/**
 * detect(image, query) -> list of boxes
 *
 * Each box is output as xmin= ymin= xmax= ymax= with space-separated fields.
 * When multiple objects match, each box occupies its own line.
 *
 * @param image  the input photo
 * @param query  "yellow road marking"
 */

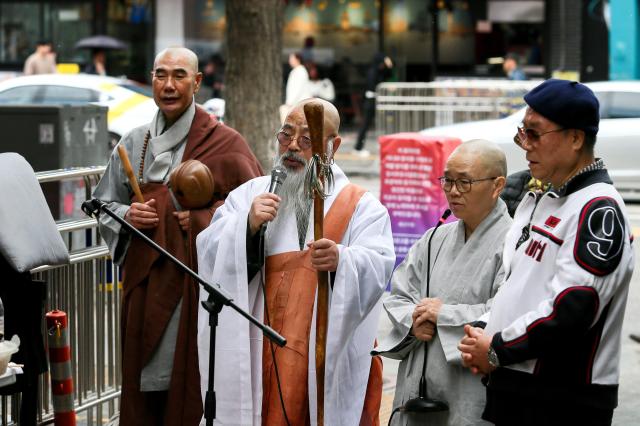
xmin=99 ymin=82 xmax=118 ymax=91
xmin=107 ymin=93 xmax=150 ymax=123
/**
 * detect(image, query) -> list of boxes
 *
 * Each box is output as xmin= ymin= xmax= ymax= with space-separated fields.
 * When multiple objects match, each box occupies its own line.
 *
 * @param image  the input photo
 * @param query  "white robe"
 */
xmin=377 ymin=200 xmax=512 ymax=426
xmin=196 ymin=165 xmax=396 ymax=425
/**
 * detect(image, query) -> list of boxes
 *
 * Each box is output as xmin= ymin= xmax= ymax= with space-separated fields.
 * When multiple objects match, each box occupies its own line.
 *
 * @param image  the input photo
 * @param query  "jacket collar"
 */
xmin=550 ymin=159 xmax=612 ymax=197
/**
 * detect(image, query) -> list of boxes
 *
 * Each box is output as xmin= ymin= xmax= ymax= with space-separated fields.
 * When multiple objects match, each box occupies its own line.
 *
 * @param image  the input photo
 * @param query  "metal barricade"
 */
xmin=375 ymin=79 xmax=542 ymax=136
xmin=0 ymin=166 xmax=123 ymax=426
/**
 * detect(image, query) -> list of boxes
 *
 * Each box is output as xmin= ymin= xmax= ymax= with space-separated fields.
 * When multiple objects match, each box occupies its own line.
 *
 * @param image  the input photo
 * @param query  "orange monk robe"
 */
xmin=196 ymin=165 xmax=396 ymax=425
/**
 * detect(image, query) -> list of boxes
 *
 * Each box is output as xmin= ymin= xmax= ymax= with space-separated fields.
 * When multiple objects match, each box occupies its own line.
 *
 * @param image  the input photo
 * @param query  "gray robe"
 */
xmin=93 ymin=101 xmax=194 ymax=264
xmin=377 ymin=200 xmax=511 ymax=426
xmin=93 ymin=101 xmax=195 ymax=391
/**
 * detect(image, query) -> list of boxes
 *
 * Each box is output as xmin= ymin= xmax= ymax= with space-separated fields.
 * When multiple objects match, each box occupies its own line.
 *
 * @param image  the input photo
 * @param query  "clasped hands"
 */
xmin=125 ymin=198 xmax=191 ymax=231
xmin=457 ymin=324 xmax=495 ymax=375
xmin=249 ymin=193 xmax=339 ymax=272
xmin=411 ymin=298 xmax=442 ymax=341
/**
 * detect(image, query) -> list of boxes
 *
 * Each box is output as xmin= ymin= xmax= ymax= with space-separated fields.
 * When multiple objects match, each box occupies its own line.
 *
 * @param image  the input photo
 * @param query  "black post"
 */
xmin=378 ymin=0 xmax=386 ymax=53
xmin=93 ymin=0 xmax=108 ymax=35
xmin=430 ymin=0 xmax=439 ymax=81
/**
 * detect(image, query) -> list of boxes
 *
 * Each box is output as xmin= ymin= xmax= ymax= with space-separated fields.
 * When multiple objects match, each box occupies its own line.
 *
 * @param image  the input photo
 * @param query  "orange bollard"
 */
xmin=46 ymin=310 xmax=76 ymax=426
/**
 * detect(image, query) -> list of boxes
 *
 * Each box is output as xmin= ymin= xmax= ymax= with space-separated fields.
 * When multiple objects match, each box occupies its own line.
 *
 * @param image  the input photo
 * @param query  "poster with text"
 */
xmin=380 ymin=133 xmax=461 ymax=268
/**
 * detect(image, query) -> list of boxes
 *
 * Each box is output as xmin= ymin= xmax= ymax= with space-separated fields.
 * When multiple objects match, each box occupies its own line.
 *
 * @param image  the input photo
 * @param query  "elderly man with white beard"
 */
xmin=196 ymin=98 xmax=395 ymax=426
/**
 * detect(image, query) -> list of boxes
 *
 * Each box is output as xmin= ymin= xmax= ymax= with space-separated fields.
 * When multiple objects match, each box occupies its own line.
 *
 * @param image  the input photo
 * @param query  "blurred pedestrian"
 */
xmin=307 ymin=63 xmax=335 ymax=102
xmin=354 ymin=52 xmax=393 ymax=157
xmin=201 ymin=54 xmax=225 ymax=99
xmin=23 ymin=40 xmax=56 ymax=75
xmin=93 ymin=47 xmax=262 ymax=426
xmin=301 ymin=35 xmax=315 ymax=64
xmin=378 ymin=140 xmax=511 ymax=426
xmin=84 ymin=49 xmax=107 ymax=76
xmin=459 ymin=79 xmax=635 ymax=426
xmin=280 ymin=52 xmax=311 ymax=123
xmin=503 ymin=53 xmax=526 ymax=81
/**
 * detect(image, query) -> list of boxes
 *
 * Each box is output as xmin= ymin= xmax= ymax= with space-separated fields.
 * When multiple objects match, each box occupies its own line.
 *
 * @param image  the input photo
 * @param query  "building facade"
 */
xmin=0 ymin=0 xmax=628 ymax=84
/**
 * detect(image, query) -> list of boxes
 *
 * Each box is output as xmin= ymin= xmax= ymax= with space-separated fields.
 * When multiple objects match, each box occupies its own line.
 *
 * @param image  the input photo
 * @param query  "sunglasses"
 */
xmin=515 ymin=123 xmax=565 ymax=146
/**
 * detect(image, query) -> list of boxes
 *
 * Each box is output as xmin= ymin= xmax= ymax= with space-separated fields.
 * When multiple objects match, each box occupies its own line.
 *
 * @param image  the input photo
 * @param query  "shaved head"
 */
xmin=290 ymin=98 xmax=341 ymax=136
xmin=151 ymin=47 xmax=202 ymax=126
xmin=452 ymin=139 xmax=508 ymax=178
xmin=444 ymin=139 xmax=507 ymax=236
xmin=154 ymin=47 xmax=199 ymax=74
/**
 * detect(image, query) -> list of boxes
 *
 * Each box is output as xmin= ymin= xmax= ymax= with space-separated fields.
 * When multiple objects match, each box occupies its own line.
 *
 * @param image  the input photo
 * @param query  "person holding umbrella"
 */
xmin=74 ymin=35 xmax=127 ymax=76
xmin=85 ymin=49 xmax=107 ymax=76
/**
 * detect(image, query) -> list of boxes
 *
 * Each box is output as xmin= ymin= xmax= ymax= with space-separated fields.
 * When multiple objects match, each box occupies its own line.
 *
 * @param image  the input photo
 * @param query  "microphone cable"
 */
xmin=258 ymin=220 xmax=291 ymax=426
xmin=387 ymin=406 xmax=402 ymax=426
xmin=418 ymin=209 xmax=451 ymax=400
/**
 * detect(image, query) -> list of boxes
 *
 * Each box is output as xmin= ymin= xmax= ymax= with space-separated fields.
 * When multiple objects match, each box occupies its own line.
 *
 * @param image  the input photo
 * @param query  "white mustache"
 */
xmin=281 ymin=151 xmax=306 ymax=165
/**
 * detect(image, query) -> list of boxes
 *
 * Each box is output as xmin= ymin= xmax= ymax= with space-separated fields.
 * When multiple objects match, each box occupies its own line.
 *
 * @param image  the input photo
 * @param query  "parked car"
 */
xmin=421 ymin=81 xmax=640 ymax=201
xmin=0 ymin=73 xmax=157 ymax=149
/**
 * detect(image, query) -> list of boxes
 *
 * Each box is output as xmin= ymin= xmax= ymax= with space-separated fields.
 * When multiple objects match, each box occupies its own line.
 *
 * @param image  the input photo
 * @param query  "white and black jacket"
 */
xmin=481 ymin=168 xmax=635 ymax=409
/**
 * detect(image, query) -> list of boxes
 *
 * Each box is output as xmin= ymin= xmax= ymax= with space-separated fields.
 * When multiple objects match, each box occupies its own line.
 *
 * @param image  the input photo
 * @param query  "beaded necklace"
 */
xmin=138 ymin=130 xmax=151 ymax=183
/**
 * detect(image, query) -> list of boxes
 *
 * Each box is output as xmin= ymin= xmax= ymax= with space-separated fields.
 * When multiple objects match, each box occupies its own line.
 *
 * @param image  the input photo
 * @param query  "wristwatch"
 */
xmin=487 ymin=346 xmax=500 ymax=368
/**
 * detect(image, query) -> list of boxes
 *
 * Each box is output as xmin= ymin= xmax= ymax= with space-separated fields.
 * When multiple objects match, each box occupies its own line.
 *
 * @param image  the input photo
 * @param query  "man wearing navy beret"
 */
xmin=458 ymin=79 xmax=635 ymax=425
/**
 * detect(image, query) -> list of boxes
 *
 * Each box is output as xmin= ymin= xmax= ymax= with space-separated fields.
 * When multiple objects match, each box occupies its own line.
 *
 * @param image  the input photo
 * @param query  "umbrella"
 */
xmin=74 ymin=35 xmax=128 ymax=50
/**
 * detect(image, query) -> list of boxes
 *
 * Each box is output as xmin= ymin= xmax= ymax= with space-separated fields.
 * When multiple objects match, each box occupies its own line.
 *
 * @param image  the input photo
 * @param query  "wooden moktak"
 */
xmin=170 ymin=159 xmax=215 ymax=209
xmin=303 ymin=101 xmax=330 ymax=425
xmin=117 ymin=140 xmax=215 ymax=211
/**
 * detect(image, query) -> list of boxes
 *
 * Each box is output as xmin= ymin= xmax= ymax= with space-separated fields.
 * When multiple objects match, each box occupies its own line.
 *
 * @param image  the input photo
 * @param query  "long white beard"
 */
xmin=267 ymin=139 xmax=334 ymax=248
xmin=269 ymin=151 xmax=311 ymax=245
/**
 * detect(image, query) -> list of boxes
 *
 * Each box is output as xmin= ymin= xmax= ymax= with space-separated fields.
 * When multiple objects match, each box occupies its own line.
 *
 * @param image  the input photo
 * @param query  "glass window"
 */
xmin=47 ymin=3 xmax=93 ymax=64
xmin=107 ymin=0 xmax=153 ymax=82
xmin=42 ymin=85 xmax=100 ymax=103
xmin=0 ymin=85 xmax=44 ymax=103
xmin=0 ymin=2 xmax=93 ymax=66
xmin=0 ymin=3 xmax=43 ymax=64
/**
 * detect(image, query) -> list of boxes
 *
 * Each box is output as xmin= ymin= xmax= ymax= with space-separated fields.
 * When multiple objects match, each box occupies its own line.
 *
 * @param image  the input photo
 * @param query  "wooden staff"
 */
xmin=117 ymin=144 xmax=144 ymax=203
xmin=304 ymin=101 xmax=329 ymax=425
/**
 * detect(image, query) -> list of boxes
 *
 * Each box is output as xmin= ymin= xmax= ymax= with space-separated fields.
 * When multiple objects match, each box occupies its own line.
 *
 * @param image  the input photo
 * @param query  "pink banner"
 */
xmin=379 ymin=133 xmax=461 ymax=267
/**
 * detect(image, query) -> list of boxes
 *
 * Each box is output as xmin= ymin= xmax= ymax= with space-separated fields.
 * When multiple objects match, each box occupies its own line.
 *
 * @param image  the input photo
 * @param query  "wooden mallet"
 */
xmin=117 ymin=145 xmax=145 ymax=203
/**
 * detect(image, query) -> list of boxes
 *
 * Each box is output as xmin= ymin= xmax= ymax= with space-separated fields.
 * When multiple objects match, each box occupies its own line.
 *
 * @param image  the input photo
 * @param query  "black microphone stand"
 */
xmin=81 ymin=199 xmax=286 ymax=426
xmin=401 ymin=210 xmax=451 ymax=414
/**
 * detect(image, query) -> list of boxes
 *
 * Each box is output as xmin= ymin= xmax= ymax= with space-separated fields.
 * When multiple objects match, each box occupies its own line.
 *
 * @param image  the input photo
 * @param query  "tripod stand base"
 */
xmin=401 ymin=396 xmax=449 ymax=413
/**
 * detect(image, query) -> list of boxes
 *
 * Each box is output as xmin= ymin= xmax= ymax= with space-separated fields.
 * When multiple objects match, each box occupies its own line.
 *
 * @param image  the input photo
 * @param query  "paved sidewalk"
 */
xmin=334 ymin=129 xmax=381 ymax=177
xmin=376 ymin=295 xmax=400 ymax=425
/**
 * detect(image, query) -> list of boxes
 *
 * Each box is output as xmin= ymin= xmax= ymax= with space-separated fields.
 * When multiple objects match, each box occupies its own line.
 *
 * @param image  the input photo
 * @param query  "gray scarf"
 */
xmin=144 ymin=100 xmax=196 ymax=182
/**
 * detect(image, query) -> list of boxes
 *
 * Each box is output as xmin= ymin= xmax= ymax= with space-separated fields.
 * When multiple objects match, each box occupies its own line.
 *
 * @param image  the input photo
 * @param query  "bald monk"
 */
xmin=196 ymin=98 xmax=396 ymax=425
xmin=93 ymin=47 xmax=262 ymax=425
xmin=377 ymin=140 xmax=512 ymax=425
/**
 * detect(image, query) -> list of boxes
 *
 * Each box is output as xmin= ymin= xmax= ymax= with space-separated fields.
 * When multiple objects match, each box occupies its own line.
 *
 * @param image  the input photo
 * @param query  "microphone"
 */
xmin=260 ymin=166 xmax=288 ymax=237
xmin=81 ymin=198 xmax=106 ymax=218
xmin=401 ymin=208 xmax=451 ymax=414
xmin=267 ymin=165 xmax=288 ymax=195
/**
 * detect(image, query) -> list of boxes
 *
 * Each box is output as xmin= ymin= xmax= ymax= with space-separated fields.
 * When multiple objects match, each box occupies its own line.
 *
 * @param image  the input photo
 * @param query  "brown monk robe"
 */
xmin=119 ymin=107 xmax=263 ymax=425
xmin=261 ymin=184 xmax=383 ymax=426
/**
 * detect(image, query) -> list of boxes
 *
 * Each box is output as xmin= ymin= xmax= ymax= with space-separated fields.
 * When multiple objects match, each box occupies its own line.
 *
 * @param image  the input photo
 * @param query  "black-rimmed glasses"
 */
xmin=438 ymin=176 xmax=497 ymax=193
